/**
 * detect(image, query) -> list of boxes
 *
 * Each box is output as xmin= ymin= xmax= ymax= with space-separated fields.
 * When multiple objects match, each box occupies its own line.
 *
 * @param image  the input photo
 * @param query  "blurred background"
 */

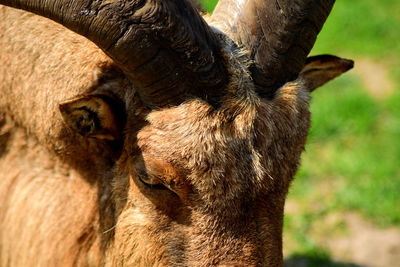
xmin=201 ymin=1 xmax=400 ymax=266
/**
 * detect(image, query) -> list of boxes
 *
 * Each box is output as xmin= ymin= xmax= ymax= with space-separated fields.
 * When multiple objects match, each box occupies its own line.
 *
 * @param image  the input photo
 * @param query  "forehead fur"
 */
xmin=135 ymin=44 xmax=311 ymax=213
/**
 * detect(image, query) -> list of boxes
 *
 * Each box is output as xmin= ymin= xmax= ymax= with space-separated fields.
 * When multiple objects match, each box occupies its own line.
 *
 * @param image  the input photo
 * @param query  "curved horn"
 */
xmin=212 ymin=0 xmax=335 ymax=98
xmin=1 ymin=0 xmax=228 ymax=108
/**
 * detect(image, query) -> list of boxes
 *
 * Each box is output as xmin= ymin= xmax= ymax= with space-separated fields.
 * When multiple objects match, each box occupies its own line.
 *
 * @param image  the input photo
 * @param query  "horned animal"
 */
xmin=0 ymin=0 xmax=353 ymax=266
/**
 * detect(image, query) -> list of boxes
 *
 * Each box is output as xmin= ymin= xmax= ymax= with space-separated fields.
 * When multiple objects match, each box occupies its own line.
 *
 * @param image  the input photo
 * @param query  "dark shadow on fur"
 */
xmin=0 ymin=114 xmax=11 ymax=158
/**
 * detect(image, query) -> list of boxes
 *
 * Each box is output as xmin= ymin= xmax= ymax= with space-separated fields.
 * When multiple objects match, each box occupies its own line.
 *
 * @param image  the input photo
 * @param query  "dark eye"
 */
xmin=136 ymin=169 xmax=168 ymax=190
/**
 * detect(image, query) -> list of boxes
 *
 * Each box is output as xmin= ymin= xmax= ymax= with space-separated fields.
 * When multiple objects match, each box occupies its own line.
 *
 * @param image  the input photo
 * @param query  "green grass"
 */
xmin=296 ymin=0 xmax=400 ymax=227
xmin=312 ymin=0 xmax=400 ymax=59
xmin=200 ymin=0 xmax=218 ymax=12
xmin=295 ymin=75 xmax=400 ymax=226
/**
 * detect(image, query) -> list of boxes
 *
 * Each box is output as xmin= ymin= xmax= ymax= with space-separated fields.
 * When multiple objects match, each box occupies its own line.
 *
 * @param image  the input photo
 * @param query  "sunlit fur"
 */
xmin=0 ymin=4 xmax=336 ymax=267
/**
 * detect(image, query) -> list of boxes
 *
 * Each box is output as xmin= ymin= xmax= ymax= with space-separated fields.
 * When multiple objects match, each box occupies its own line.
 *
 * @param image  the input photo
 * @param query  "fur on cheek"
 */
xmin=108 ymin=176 xmax=164 ymax=266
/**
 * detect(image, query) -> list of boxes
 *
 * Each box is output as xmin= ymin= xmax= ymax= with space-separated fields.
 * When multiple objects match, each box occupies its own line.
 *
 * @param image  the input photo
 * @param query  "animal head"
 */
xmin=1 ymin=0 xmax=353 ymax=265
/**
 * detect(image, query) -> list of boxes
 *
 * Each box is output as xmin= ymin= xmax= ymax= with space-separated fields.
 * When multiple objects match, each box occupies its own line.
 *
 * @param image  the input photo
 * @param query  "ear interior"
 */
xmin=300 ymin=55 xmax=354 ymax=92
xmin=59 ymin=94 xmax=123 ymax=140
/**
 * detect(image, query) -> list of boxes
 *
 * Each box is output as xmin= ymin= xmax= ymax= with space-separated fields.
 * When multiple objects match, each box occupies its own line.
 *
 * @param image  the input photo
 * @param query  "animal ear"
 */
xmin=59 ymin=94 xmax=123 ymax=140
xmin=299 ymin=55 xmax=354 ymax=92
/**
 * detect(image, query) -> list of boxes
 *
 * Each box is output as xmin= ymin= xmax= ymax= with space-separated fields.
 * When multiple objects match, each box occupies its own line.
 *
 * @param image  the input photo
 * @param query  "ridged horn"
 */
xmin=212 ymin=0 xmax=335 ymax=98
xmin=0 ymin=0 xmax=229 ymax=108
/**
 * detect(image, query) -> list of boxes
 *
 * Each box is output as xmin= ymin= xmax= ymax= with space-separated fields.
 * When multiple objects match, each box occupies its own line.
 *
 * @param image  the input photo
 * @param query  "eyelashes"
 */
xmin=135 ymin=169 xmax=168 ymax=190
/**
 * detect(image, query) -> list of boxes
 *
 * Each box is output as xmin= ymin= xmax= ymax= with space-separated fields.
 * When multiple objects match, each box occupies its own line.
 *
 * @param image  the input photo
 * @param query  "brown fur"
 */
xmin=0 ymin=4 xmax=351 ymax=267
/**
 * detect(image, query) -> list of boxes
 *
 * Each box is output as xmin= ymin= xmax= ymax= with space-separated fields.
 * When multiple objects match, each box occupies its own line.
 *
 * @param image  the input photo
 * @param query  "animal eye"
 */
xmin=136 ymin=169 xmax=168 ymax=190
